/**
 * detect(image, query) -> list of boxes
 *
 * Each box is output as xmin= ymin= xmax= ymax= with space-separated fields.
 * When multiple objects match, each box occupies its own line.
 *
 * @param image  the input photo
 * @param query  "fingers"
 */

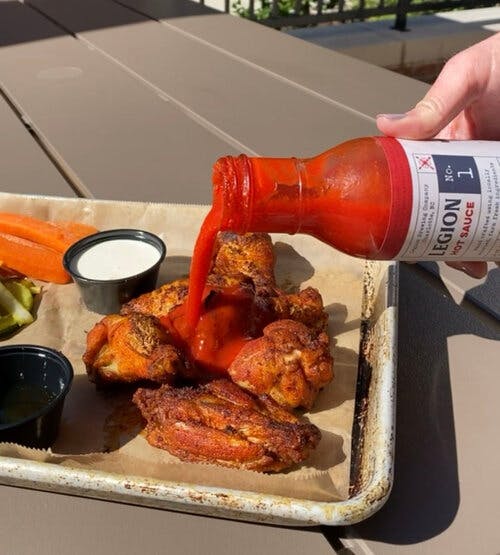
xmin=445 ymin=261 xmax=488 ymax=279
xmin=405 ymin=261 xmax=493 ymax=279
xmin=376 ymin=35 xmax=494 ymax=139
xmin=377 ymin=95 xmax=452 ymax=140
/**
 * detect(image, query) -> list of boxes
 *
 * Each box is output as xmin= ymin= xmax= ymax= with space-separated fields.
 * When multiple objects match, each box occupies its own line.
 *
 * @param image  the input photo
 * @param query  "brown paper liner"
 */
xmin=0 ymin=193 xmax=364 ymax=502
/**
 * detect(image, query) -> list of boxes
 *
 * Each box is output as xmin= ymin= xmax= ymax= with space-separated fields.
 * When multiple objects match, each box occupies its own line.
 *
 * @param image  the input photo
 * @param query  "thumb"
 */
xmin=376 ymin=38 xmax=492 ymax=139
xmin=376 ymin=96 xmax=449 ymax=140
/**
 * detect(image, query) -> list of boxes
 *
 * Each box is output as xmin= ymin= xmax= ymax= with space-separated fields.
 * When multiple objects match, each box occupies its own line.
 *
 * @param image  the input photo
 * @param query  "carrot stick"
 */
xmin=54 ymin=220 xmax=99 ymax=240
xmin=0 ymin=232 xmax=70 ymax=284
xmin=0 ymin=213 xmax=96 ymax=253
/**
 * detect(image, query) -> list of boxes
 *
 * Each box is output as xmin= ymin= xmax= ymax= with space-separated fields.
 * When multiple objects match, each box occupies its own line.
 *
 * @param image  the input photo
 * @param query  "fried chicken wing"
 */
xmin=133 ymin=379 xmax=321 ymax=472
xmin=270 ymin=286 xmax=328 ymax=333
xmin=121 ymin=278 xmax=188 ymax=319
xmin=228 ymin=319 xmax=333 ymax=410
xmin=120 ymin=232 xmax=275 ymax=320
xmin=83 ymin=313 xmax=187 ymax=386
xmin=208 ymin=232 xmax=276 ymax=292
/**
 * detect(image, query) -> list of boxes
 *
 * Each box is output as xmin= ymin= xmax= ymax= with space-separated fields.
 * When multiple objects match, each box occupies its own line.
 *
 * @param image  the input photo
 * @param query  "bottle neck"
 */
xmin=212 ymin=154 xmax=305 ymax=234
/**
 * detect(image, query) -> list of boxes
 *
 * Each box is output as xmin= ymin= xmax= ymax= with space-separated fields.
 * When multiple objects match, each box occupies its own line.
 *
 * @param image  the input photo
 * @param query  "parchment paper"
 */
xmin=0 ymin=192 xmax=365 ymax=502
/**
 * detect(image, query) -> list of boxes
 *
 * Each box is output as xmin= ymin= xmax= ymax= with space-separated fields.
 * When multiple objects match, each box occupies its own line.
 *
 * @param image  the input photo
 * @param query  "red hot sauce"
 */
xmin=184 ymin=136 xmax=500 ymax=333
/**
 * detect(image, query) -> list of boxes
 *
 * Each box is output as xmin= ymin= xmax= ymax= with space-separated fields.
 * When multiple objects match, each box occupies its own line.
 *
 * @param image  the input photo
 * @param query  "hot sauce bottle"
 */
xmin=185 ymin=136 xmax=500 ymax=328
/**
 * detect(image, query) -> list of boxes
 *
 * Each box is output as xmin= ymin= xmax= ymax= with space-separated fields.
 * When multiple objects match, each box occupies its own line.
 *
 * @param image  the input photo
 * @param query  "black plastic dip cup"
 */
xmin=63 ymin=229 xmax=166 ymax=314
xmin=0 ymin=345 xmax=74 ymax=448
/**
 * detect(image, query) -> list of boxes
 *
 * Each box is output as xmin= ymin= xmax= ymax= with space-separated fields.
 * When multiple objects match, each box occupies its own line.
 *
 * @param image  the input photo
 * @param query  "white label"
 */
xmin=396 ymin=139 xmax=500 ymax=261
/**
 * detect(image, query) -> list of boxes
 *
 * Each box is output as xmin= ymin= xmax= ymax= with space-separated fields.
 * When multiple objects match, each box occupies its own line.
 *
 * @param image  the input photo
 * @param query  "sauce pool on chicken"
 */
xmin=161 ymin=284 xmax=273 ymax=375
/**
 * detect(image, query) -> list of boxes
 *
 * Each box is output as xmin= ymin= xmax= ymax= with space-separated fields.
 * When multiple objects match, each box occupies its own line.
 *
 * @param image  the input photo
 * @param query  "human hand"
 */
xmin=376 ymin=32 xmax=500 ymax=278
xmin=376 ymin=32 xmax=500 ymax=141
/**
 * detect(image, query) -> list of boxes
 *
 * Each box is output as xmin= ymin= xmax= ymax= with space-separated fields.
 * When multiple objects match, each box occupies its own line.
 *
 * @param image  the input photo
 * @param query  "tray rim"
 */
xmin=0 ymin=193 xmax=397 ymax=526
xmin=0 ymin=277 xmax=397 ymax=527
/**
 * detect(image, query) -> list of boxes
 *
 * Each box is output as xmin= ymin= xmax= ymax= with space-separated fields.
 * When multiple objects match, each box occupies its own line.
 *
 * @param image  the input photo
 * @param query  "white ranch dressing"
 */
xmin=74 ymin=239 xmax=161 ymax=280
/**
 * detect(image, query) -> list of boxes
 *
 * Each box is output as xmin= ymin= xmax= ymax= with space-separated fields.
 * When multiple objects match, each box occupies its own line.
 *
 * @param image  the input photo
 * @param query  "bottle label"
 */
xmin=395 ymin=139 xmax=500 ymax=261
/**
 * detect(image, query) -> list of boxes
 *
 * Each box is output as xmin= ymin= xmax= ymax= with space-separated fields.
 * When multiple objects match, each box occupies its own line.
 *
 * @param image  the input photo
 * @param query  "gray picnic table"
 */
xmin=0 ymin=1 xmax=499 ymax=553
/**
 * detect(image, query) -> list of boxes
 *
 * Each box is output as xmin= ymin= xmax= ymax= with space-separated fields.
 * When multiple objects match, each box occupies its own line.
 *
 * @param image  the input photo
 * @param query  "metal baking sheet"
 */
xmin=0 ymin=194 xmax=396 ymax=526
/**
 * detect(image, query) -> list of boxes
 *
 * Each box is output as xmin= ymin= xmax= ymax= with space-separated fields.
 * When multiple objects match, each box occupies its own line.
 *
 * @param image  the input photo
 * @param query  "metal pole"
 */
xmin=393 ymin=0 xmax=410 ymax=31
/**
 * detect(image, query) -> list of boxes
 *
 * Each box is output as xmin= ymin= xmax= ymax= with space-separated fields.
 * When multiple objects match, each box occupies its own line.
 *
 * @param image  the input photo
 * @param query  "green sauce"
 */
xmin=0 ymin=383 xmax=55 ymax=425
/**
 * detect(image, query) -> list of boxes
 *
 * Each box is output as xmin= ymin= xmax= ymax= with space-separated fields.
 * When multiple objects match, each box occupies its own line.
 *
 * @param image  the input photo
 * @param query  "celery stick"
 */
xmin=0 ymin=313 xmax=19 ymax=336
xmin=20 ymin=279 xmax=41 ymax=295
xmin=5 ymin=280 xmax=34 ymax=312
xmin=0 ymin=281 xmax=33 ymax=325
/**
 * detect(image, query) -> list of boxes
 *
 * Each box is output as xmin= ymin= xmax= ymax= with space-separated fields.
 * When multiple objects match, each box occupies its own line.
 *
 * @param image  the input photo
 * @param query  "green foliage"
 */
xmin=231 ymin=0 xmax=483 ymax=21
xmin=232 ymin=0 xmax=308 ymax=19
xmin=231 ymin=0 xmax=395 ymax=19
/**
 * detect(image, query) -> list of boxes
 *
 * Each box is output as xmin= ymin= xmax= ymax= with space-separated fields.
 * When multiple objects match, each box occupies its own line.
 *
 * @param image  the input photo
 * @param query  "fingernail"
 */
xmin=377 ymin=113 xmax=407 ymax=120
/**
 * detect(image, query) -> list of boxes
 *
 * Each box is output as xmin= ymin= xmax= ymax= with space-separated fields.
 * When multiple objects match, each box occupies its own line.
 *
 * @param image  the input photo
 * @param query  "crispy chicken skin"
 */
xmin=83 ymin=313 xmax=187 ymax=386
xmin=270 ymin=287 xmax=328 ymax=334
xmin=121 ymin=278 xmax=188 ymax=319
xmin=228 ymin=319 xmax=333 ymax=410
xmin=208 ymin=232 xmax=276 ymax=292
xmin=133 ymin=379 xmax=321 ymax=472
